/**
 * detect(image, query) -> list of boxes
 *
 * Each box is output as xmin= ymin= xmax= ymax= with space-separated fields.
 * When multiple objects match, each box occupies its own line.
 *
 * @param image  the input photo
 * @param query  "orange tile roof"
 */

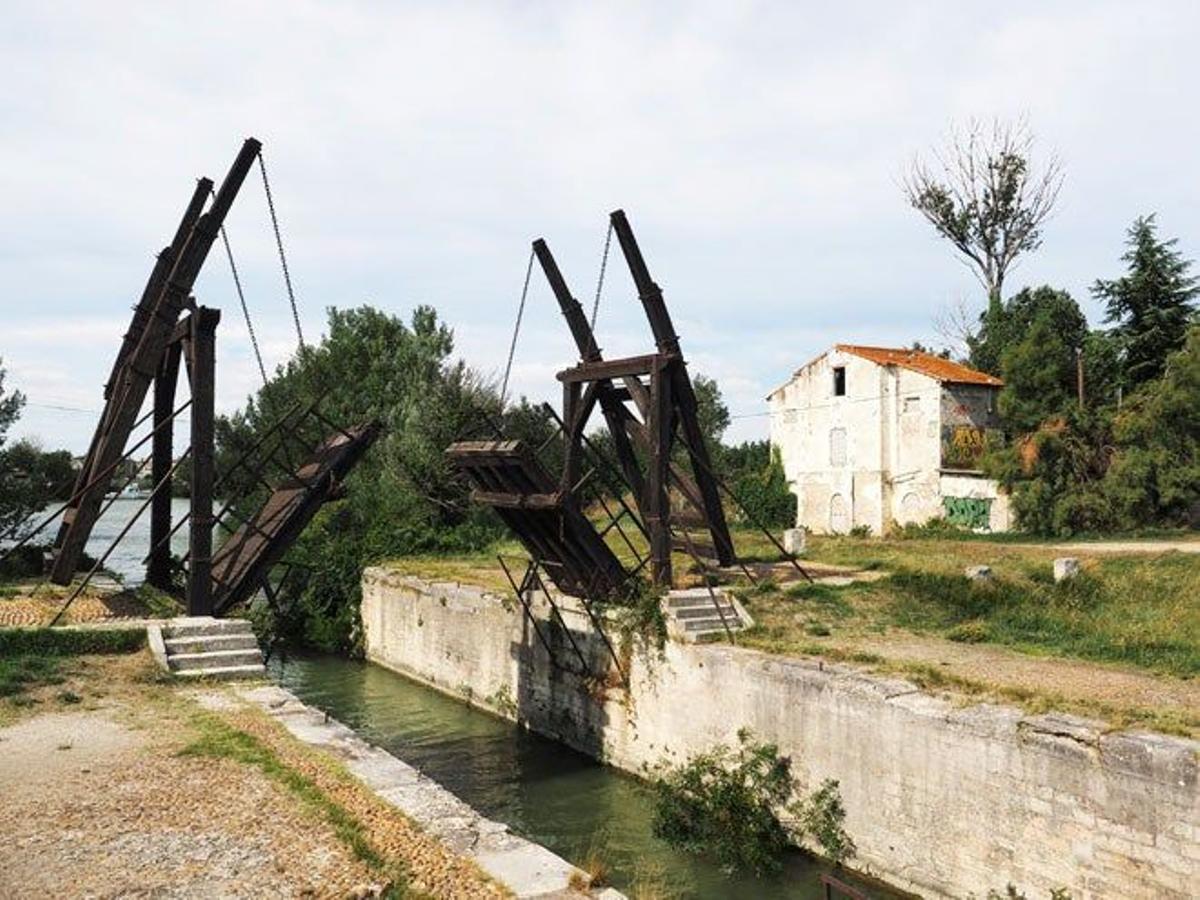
xmin=834 ymin=344 xmax=1003 ymax=386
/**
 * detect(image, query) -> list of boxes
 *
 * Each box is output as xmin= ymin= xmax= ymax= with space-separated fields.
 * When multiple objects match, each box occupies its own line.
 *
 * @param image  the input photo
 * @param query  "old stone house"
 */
xmin=767 ymin=344 xmax=1011 ymax=534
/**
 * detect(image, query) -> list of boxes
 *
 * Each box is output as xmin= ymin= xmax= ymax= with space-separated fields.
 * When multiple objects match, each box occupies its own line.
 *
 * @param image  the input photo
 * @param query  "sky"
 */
xmin=2 ymin=1 xmax=1199 ymax=453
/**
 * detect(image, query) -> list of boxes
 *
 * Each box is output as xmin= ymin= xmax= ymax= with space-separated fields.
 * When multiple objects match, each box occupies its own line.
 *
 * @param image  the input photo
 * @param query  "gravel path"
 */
xmin=0 ymin=710 xmax=381 ymax=897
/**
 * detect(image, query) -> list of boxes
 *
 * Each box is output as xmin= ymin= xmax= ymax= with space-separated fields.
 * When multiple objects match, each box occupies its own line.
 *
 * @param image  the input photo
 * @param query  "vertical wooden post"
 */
xmin=187 ymin=307 xmax=220 ymax=616
xmin=647 ymin=356 xmax=673 ymax=586
xmin=147 ymin=341 xmax=182 ymax=591
xmin=561 ymin=381 xmax=582 ymax=495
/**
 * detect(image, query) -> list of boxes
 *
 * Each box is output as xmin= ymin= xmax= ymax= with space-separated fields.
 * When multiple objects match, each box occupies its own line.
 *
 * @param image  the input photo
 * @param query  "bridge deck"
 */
xmin=446 ymin=440 xmax=628 ymax=598
xmin=211 ymin=422 xmax=380 ymax=614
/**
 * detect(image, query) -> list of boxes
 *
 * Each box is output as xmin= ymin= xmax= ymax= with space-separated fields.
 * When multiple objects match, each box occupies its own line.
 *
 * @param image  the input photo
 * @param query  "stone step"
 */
xmin=172 ymin=663 xmax=267 ymax=681
xmin=683 ymin=616 xmax=745 ymax=632
xmin=169 ymin=649 xmax=264 ymax=671
xmin=673 ymin=604 xmax=738 ymax=620
xmin=165 ymin=634 xmax=260 ymax=654
xmin=667 ymin=589 xmax=731 ymax=609
xmin=163 ymin=617 xmax=255 ymax=640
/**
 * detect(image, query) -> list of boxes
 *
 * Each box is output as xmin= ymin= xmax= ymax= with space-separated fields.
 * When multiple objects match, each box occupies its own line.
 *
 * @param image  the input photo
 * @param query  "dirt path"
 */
xmin=839 ymin=632 xmax=1200 ymax=730
xmin=0 ymin=709 xmax=384 ymax=898
xmin=0 ymin=654 xmax=508 ymax=899
xmin=1019 ymin=539 xmax=1200 ymax=555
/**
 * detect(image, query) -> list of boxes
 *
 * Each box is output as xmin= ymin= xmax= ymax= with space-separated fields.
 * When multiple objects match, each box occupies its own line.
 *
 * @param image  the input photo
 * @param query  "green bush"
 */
xmin=652 ymin=729 xmax=798 ymax=875
xmin=651 ymin=729 xmax=856 ymax=874
xmin=732 ymin=447 xmax=796 ymax=530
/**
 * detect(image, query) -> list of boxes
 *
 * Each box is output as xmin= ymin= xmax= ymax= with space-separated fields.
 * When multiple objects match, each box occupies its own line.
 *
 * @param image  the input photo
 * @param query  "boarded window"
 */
xmin=829 ymin=428 xmax=847 ymax=466
xmin=829 ymin=493 xmax=849 ymax=533
xmin=832 ymin=366 xmax=846 ymax=396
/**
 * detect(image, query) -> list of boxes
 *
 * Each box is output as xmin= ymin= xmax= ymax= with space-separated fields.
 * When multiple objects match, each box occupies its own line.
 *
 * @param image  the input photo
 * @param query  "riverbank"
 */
xmin=362 ymin=567 xmax=1200 ymax=900
xmin=0 ymin=644 xmax=537 ymax=898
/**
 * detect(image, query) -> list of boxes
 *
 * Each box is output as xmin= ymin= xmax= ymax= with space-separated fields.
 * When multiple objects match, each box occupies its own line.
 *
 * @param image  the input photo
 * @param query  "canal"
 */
xmin=272 ymin=653 xmax=899 ymax=899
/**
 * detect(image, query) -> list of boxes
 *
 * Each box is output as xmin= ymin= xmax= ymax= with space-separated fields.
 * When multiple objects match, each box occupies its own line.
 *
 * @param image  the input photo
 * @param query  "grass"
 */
xmin=0 ymin=654 xmax=69 ymax=699
xmin=0 ymin=626 xmax=147 ymax=716
xmin=180 ymin=713 xmax=409 ymax=896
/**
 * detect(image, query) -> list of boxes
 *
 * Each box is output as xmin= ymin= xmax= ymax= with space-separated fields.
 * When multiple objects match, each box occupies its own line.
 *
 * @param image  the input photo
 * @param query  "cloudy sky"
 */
xmin=3 ymin=1 xmax=1198 ymax=452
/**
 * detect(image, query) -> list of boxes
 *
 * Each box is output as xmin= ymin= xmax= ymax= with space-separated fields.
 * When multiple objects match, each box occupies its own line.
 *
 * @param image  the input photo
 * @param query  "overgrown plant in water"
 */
xmin=650 ymin=729 xmax=855 ymax=875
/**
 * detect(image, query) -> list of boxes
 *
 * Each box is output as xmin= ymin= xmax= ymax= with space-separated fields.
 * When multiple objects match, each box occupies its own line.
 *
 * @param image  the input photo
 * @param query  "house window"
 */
xmin=832 ymin=366 xmax=846 ymax=396
xmin=829 ymin=428 xmax=847 ymax=466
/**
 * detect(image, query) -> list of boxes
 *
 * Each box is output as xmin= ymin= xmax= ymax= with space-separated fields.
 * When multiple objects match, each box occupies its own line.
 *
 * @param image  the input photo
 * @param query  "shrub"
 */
xmin=795 ymin=778 xmax=855 ymax=864
xmin=0 ymin=627 xmax=145 ymax=657
xmin=651 ymin=729 xmax=856 ymax=874
xmin=652 ymin=729 xmax=797 ymax=874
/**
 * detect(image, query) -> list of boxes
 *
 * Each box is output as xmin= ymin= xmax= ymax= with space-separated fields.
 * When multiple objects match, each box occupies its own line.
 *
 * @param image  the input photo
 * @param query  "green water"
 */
xmin=271 ymin=654 xmax=901 ymax=899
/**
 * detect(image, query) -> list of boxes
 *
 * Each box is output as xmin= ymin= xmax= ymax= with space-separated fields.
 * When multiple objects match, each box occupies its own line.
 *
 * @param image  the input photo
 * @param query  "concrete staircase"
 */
xmin=154 ymin=617 xmax=267 ymax=680
xmin=665 ymin=587 xmax=754 ymax=642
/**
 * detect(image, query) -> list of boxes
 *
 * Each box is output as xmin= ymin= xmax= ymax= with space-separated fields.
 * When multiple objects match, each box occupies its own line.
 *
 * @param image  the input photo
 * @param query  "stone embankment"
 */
xmin=362 ymin=567 xmax=1200 ymax=900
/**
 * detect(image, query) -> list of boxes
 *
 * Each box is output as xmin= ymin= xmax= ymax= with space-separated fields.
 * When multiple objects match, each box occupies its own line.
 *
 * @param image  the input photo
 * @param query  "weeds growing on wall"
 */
xmin=651 ymin=729 xmax=856 ymax=875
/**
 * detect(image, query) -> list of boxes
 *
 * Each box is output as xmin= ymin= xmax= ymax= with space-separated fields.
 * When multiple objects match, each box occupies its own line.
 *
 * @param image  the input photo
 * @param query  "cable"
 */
xmin=501 ymin=248 xmax=535 ymax=408
xmin=257 ymin=148 xmax=305 ymax=351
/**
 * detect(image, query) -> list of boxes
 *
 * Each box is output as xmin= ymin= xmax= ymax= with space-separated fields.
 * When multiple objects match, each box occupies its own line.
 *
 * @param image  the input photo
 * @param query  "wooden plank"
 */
xmin=211 ymin=421 xmax=381 ymax=615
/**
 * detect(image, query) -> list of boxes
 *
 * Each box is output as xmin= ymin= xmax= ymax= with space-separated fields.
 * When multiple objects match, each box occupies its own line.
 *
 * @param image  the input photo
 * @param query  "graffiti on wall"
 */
xmin=941 ymin=425 xmax=1002 ymax=470
xmin=943 ymin=496 xmax=992 ymax=530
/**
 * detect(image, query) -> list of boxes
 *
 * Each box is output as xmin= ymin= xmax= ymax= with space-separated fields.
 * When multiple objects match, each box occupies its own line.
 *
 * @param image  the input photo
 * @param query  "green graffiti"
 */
xmin=943 ymin=496 xmax=991 ymax=530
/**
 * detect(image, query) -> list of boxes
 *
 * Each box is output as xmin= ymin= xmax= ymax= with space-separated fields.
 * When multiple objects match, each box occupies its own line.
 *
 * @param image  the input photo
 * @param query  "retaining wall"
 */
xmin=362 ymin=567 xmax=1199 ymax=899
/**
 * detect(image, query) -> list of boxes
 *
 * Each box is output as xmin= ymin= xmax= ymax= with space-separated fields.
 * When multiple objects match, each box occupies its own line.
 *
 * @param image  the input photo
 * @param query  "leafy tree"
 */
xmin=215 ymin=305 xmax=505 ymax=651
xmin=0 ymin=360 xmax=33 ymax=537
xmin=986 ymin=411 xmax=1115 ymax=536
xmin=1102 ymin=327 xmax=1200 ymax=528
xmin=732 ymin=446 xmax=796 ymax=529
xmin=693 ymin=374 xmax=731 ymax=451
xmin=971 ymin=285 xmax=1086 ymax=377
xmin=904 ymin=118 xmax=1064 ymax=306
xmin=1093 ymin=215 xmax=1199 ymax=387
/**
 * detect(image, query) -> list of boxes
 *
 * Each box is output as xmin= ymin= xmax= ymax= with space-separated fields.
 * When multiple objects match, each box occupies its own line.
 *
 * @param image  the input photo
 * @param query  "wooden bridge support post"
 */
xmin=647 ymin=355 xmax=673 ymax=586
xmin=147 ymin=342 xmax=182 ymax=591
xmin=187 ymin=307 xmax=220 ymax=616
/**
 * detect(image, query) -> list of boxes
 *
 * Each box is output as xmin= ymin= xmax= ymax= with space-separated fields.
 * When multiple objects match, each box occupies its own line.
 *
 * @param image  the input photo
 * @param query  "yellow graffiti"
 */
xmin=952 ymin=426 xmax=986 ymax=453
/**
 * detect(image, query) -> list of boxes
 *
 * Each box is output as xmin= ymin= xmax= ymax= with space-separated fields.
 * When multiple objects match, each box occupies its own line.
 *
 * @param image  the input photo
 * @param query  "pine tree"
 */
xmin=1092 ymin=215 xmax=1199 ymax=387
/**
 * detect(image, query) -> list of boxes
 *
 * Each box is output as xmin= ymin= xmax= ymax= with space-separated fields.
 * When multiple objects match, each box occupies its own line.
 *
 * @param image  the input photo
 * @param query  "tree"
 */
xmin=1092 ymin=215 xmax=1199 ymax=388
xmin=215 ymin=305 xmax=505 ymax=651
xmin=1102 ymin=327 xmax=1200 ymax=528
xmin=992 ymin=287 xmax=1088 ymax=431
xmin=972 ymin=284 xmax=1086 ymax=376
xmin=0 ymin=359 xmax=33 ymax=537
xmin=693 ymin=374 xmax=730 ymax=452
xmin=904 ymin=118 xmax=1064 ymax=305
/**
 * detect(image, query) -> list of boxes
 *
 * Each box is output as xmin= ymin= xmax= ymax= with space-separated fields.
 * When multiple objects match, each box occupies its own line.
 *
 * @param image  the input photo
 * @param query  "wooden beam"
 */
xmin=556 ymin=353 xmax=671 ymax=384
xmin=187 ymin=306 xmax=220 ymax=616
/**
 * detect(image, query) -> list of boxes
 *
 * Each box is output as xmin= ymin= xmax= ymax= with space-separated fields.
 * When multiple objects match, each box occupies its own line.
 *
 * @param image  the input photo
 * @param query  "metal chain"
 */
xmin=257 ymin=148 xmax=306 ymax=351
xmin=501 ymin=248 xmax=536 ymax=408
xmin=211 ymin=184 xmax=269 ymax=386
xmin=590 ymin=220 xmax=613 ymax=331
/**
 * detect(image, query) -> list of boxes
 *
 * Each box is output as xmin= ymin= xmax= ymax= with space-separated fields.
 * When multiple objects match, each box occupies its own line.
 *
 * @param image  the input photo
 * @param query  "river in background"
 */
xmin=272 ymin=653 xmax=900 ymax=900
xmin=16 ymin=497 xmax=194 ymax=585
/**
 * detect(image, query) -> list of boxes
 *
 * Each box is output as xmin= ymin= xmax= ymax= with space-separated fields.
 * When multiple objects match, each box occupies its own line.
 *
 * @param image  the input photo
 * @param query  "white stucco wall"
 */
xmin=363 ymin=569 xmax=1200 ymax=900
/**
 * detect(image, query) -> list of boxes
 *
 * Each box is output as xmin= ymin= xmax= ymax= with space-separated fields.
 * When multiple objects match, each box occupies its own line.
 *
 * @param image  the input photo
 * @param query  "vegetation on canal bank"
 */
xmin=651 ymin=729 xmax=854 ymax=876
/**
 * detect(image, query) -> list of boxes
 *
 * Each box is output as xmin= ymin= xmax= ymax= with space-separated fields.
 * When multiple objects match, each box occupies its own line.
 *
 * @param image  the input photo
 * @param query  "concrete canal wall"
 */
xmin=361 ymin=567 xmax=1199 ymax=900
